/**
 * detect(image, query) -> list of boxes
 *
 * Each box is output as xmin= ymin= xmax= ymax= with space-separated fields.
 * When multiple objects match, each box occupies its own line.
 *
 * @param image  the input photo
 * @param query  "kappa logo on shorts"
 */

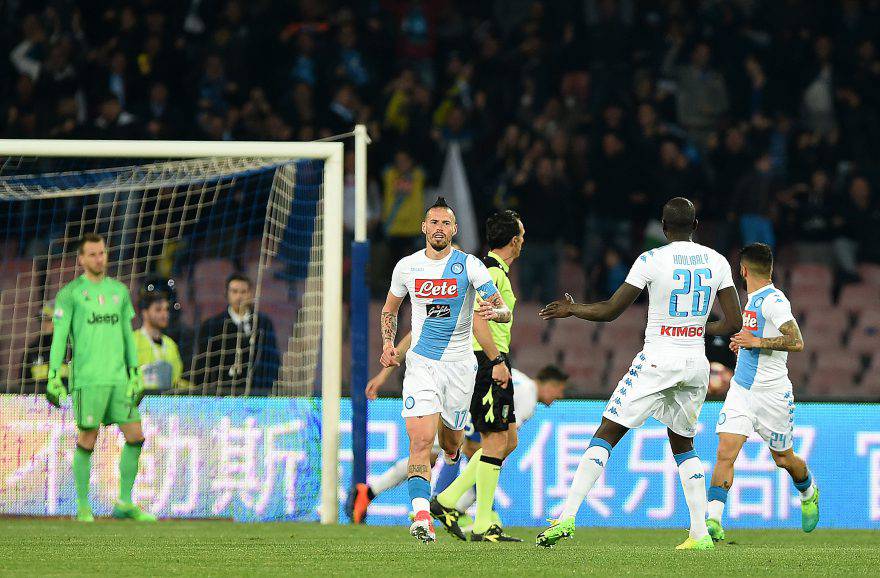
xmin=742 ymin=310 xmax=758 ymax=330
xmin=426 ymin=303 xmax=451 ymax=318
xmin=405 ymin=396 xmax=415 ymax=409
xmin=414 ymin=278 xmax=458 ymax=298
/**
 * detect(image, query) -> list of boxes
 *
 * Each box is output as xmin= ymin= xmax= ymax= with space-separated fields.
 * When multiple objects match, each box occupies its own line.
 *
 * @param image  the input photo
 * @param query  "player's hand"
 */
xmin=380 ymin=343 xmax=399 ymax=368
xmin=731 ymin=330 xmax=761 ymax=350
xmin=127 ymin=367 xmax=146 ymax=406
xmin=539 ymin=293 xmax=575 ymax=320
xmin=365 ymin=370 xmax=390 ymax=400
xmin=729 ymin=340 xmax=740 ymax=354
xmin=476 ymin=299 xmax=497 ymax=320
xmin=492 ymin=361 xmax=510 ymax=388
xmin=45 ymin=369 xmax=67 ymax=408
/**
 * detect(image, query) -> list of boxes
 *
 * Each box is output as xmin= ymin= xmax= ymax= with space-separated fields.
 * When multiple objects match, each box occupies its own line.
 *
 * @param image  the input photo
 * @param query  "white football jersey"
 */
xmin=732 ymin=284 xmax=795 ymax=390
xmin=511 ymin=368 xmax=538 ymax=423
xmin=625 ymin=241 xmax=734 ymax=355
xmin=390 ymin=249 xmax=498 ymax=362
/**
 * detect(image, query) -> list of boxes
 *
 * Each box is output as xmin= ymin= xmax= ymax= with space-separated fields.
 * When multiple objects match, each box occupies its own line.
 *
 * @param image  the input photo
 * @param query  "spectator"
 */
xmin=381 ymin=149 xmax=426 ymax=265
xmin=195 ymin=273 xmax=280 ymax=395
xmin=833 ymin=177 xmax=880 ymax=278
xmin=790 ymin=169 xmax=834 ymax=265
xmin=20 ymin=301 xmax=67 ymax=394
xmin=140 ymin=82 xmax=183 ymax=139
xmin=134 ymin=291 xmax=188 ymax=392
xmin=663 ymin=40 xmax=729 ymax=148
xmin=89 ymin=95 xmax=140 ymax=139
xmin=733 ymin=153 xmax=783 ymax=247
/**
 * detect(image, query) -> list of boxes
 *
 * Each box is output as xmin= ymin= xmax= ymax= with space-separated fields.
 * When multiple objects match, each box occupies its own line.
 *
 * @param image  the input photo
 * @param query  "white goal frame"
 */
xmin=0 ymin=138 xmax=344 ymax=524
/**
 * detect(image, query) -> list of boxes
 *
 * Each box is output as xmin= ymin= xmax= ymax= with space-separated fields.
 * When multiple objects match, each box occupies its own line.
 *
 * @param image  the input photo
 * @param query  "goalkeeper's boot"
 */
xmin=409 ymin=510 xmax=436 ymax=543
xmin=112 ymin=502 xmax=157 ymax=522
xmin=347 ymin=483 xmax=373 ymax=524
xmin=675 ymin=535 xmax=715 ymax=550
xmin=536 ymin=517 xmax=575 ymax=548
xmin=706 ymin=518 xmax=725 ymax=542
xmin=801 ymin=485 xmax=819 ymax=533
xmin=471 ymin=524 xmax=523 ymax=543
xmin=76 ymin=505 xmax=94 ymax=523
xmin=429 ymin=497 xmax=466 ymax=541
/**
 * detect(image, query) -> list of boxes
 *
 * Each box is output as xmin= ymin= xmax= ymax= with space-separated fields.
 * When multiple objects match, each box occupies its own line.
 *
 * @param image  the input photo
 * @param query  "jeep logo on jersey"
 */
xmin=426 ymin=303 xmax=451 ymax=318
xmin=87 ymin=312 xmax=120 ymax=325
xmin=742 ymin=310 xmax=758 ymax=330
xmin=659 ymin=325 xmax=705 ymax=337
xmin=414 ymin=279 xmax=458 ymax=298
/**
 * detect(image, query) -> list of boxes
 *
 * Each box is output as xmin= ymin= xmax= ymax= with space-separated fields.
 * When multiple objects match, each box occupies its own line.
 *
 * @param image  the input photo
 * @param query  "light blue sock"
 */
xmin=433 ymin=459 xmax=461 ymax=496
xmin=407 ymin=475 xmax=431 ymax=514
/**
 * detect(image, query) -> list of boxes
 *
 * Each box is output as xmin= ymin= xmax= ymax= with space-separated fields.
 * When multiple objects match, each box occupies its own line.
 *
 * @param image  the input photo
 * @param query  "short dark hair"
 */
xmin=226 ymin=273 xmax=252 ymax=291
xmin=661 ymin=197 xmax=696 ymax=233
xmin=139 ymin=291 xmax=168 ymax=312
xmin=425 ymin=196 xmax=455 ymax=218
xmin=740 ymin=243 xmax=774 ymax=277
xmin=78 ymin=233 xmax=105 ymax=254
xmin=486 ymin=210 xmax=521 ymax=250
xmin=536 ymin=365 xmax=569 ymax=383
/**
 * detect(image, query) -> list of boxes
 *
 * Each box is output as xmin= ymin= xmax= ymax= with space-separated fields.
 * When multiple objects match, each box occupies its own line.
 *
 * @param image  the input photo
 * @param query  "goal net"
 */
xmin=0 ymin=141 xmax=342 ymax=522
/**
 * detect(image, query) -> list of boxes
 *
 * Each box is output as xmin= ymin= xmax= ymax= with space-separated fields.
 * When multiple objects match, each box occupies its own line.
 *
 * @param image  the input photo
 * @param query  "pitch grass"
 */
xmin=0 ymin=520 xmax=878 ymax=577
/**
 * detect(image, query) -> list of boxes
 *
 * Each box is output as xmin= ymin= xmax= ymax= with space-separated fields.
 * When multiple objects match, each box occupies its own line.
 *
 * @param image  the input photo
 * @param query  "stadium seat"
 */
xmin=848 ymin=311 xmax=880 ymax=355
xmin=802 ymin=308 xmax=849 ymax=344
xmin=789 ymin=285 xmax=833 ymax=317
xmin=548 ymin=318 xmax=596 ymax=348
xmin=790 ymin=263 xmax=833 ymax=291
xmin=557 ymin=260 xmax=586 ymax=301
xmin=814 ymin=349 xmax=863 ymax=374
xmin=838 ymin=283 xmax=880 ymax=313
xmin=787 ymin=351 xmax=813 ymax=386
xmin=858 ymin=263 xmax=880 ymax=286
xmin=808 ymin=368 xmax=859 ymax=398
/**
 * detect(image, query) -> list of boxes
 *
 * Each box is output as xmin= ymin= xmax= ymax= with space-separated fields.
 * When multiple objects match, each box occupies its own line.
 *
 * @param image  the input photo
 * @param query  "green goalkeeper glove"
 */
xmin=45 ymin=369 xmax=67 ymax=408
xmin=127 ymin=367 xmax=146 ymax=406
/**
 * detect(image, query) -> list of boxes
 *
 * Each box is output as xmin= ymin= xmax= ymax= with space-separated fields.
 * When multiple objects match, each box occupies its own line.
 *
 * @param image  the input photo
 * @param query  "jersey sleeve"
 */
xmin=48 ymin=286 xmax=72 ymax=372
xmin=389 ymin=259 xmax=408 ymax=298
xmin=467 ymin=255 xmax=498 ymax=299
xmin=474 ymin=267 xmax=506 ymax=311
xmin=624 ymin=252 xmax=655 ymax=290
xmin=763 ymin=293 xmax=796 ymax=329
xmin=120 ymin=289 xmax=139 ymax=370
xmin=715 ymin=254 xmax=735 ymax=291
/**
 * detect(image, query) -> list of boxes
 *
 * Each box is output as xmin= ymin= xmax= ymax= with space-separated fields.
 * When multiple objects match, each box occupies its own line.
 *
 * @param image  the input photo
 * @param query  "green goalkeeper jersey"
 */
xmin=49 ymin=275 xmax=138 ymax=388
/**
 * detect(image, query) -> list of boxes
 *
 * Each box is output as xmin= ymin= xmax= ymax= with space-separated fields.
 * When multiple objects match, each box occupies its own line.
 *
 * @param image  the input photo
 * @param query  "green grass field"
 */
xmin=1 ymin=520 xmax=877 ymax=577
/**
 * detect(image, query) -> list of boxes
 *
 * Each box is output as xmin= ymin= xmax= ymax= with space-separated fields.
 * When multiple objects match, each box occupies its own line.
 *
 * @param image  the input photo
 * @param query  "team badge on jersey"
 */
xmin=112 ymin=294 xmax=120 ymax=304
xmin=451 ymin=262 xmax=464 ymax=274
xmin=54 ymin=308 xmax=64 ymax=319
xmin=82 ymin=290 xmax=89 ymax=299
xmin=98 ymin=294 xmax=105 ymax=305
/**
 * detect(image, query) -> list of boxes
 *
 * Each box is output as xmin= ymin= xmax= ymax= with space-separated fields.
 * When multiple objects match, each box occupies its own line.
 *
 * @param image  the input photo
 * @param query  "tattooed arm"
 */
xmin=379 ymin=292 xmax=404 ymax=367
xmin=475 ymin=291 xmax=511 ymax=323
xmin=731 ymin=319 xmax=805 ymax=352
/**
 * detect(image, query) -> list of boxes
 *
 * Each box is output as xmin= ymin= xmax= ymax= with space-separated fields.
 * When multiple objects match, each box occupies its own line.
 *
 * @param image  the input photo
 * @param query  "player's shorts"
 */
xmin=604 ymin=350 xmax=709 ymax=438
xmin=716 ymin=378 xmax=795 ymax=451
xmin=401 ymin=350 xmax=477 ymax=430
xmin=470 ymin=351 xmax=516 ymax=433
xmin=72 ymin=383 xmax=141 ymax=430
xmin=464 ymin=414 xmax=481 ymax=443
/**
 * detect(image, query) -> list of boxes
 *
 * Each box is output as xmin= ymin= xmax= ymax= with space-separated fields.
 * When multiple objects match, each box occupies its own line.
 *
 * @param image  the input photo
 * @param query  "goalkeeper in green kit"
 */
xmin=47 ymin=233 xmax=156 ymax=522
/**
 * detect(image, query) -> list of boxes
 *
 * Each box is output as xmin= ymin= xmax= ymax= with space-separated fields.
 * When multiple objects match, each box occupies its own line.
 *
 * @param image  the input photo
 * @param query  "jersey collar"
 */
xmin=487 ymin=251 xmax=509 ymax=273
xmin=747 ymin=283 xmax=775 ymax=299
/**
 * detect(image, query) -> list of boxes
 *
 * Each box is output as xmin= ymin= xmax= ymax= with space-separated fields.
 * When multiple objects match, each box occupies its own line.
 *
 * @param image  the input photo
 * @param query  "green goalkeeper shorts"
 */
xmin=72 ymin=383 xmax=141 ymax=430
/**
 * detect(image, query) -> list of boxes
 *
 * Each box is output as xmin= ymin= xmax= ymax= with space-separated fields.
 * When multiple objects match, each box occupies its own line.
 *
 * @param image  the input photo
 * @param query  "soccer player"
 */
xmin=46 ymin=233 xmax=154 ymax=522
xmin=706 ymin=243 xmax=819 ymax=541
xmin=536 ymin=197 xmax=742 ymax=550
xmin=379 ymin=197 xmax=510 ymax=542
xmin=351 ymin=331 xmax=566 ymax=525
xmin=431 ymin=209 xmax=524 ymax=542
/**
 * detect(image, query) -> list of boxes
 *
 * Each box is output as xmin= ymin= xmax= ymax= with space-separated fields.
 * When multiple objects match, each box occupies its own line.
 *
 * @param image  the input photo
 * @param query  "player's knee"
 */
xmin=715 ymin=444 xmax=739 ymax=465
xmin=771 ymin=450 xmax=792 ymax=469
xmin=409 ymin=435 xmax=434 ymax=457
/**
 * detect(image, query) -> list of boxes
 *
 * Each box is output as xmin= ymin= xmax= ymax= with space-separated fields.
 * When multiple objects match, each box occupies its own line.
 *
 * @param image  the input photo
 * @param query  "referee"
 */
xmin=432 ymin=209 xmax=524 ymax=542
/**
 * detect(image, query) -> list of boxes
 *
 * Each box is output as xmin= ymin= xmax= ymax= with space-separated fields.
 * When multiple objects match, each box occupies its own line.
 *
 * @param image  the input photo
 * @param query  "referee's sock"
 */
xmin=473 ymin=454 xmax=503 ymax=534
xmin=73 ymin=445 xmax=93 ymax=511
xmin=437 ymin=449 xmax=481 ymax=510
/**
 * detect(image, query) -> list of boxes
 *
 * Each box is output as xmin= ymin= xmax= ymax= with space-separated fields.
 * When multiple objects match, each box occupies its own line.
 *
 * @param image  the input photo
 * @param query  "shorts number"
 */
xmin=669 ymin=268 xmax=713 ymax=317
xmin=770 ymin=432 xmax=789 ymax=450
xmin=453 ymin=410 xmax=468 ymax=429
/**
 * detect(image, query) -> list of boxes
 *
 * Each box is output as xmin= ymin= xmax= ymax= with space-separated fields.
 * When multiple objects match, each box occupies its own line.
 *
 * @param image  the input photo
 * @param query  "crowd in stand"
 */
xmin=3 ymin=1 xmax=880 ymax=399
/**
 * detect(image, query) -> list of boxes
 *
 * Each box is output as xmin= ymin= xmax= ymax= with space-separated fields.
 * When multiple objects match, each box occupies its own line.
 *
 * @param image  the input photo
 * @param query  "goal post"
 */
xmin=0 ymin=138 xmax=343 ymax=524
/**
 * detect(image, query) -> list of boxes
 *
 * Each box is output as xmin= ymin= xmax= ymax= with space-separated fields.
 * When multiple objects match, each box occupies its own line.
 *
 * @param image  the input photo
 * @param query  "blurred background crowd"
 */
xmin=1 ymin=0 xmax=879 ymax=400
